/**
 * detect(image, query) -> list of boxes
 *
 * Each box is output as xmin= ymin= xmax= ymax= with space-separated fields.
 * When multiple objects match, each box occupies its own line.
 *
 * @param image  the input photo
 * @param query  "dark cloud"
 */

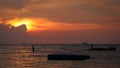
xmin=24 ymin=7 xmax=120 ymax=24
xmin=30 ymin=0 xmax=49 ymax=4
xmin=0 ymin=0 xmax=120 ymax=24
xmin=22 ymin=0 xmax=120 ymax=24
xmin=0 ymin=23 xmax=30 ymax=44
xmin=0 ymin=0 xmax=30 ymax=9
xmin=0 ymin=0 xmax=31 ymax=19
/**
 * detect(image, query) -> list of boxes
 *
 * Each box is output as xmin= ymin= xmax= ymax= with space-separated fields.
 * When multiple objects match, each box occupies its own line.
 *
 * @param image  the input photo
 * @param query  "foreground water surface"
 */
xmin=0 ymin=44 xmax=120 ymax=68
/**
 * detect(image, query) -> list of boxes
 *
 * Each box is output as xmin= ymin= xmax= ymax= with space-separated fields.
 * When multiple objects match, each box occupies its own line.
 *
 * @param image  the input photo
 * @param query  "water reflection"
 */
xmin=1 ymin=45 xmax=45 ymax=68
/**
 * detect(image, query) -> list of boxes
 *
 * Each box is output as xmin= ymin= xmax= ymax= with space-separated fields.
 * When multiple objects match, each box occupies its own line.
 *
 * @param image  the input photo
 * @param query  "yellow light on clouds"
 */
xmin=8 ymin=18 xmax=33 ymax=31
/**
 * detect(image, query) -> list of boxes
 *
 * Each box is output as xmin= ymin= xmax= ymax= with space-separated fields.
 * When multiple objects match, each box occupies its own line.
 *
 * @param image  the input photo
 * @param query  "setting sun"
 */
xmin=13 ymin=19 xmax=32 ymax=30
xmin=7 ymin=18 xmax=33 ymax=31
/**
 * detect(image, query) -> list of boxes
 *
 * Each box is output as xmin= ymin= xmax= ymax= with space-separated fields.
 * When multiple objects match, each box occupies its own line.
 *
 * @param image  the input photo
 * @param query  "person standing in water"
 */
xmin=32 ymin=45 xmax=35 ymax=53
xmin=91 ymin=44 xmax=94 ymax=49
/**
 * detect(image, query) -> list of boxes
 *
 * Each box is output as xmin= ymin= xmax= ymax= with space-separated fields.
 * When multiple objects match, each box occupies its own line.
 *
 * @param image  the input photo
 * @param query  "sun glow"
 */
xmin=8 ymin=19 xmax=33 ymax=31
xmin=7 ymin=18 xmax=58 ymax=32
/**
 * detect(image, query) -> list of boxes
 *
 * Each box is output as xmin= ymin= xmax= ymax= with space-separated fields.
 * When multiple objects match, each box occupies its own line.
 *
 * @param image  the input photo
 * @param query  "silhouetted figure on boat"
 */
xmin=87 ymin=45 xmax=116 ymax=51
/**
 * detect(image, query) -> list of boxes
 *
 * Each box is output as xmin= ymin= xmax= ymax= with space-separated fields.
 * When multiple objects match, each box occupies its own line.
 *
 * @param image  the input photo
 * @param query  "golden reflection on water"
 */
xmin=8 ymin=46 xmax=43 ymax=67
xmin=7 ymin=46 xmax=71 ymax=68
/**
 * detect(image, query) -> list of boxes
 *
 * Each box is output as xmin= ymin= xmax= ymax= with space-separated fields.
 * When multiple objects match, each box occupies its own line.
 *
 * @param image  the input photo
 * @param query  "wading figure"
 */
xmin=32 ymin=45 xmax=35 ymax=53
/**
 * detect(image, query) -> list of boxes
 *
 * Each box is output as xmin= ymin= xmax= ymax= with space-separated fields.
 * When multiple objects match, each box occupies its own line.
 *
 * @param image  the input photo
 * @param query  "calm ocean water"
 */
xmin=0 ymin=44 xmax=120 ymax=68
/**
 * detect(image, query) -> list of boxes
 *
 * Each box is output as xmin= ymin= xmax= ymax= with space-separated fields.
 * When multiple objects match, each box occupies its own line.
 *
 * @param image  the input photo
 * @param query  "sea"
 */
xmin=0 ymin=44 xmax=120 ymax=68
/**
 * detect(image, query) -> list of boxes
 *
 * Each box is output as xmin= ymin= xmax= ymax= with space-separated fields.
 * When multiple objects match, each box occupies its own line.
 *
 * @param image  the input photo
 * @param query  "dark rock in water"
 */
xmin=48 ymin=54 xmax=90 ymax=60
xmin=87 ymin=47 xmax=116 ymax=51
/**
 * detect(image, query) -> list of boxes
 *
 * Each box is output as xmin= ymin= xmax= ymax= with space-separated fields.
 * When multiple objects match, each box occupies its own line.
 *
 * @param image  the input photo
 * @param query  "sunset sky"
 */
xmin=0 ymin=0 xmax=120 ymax=44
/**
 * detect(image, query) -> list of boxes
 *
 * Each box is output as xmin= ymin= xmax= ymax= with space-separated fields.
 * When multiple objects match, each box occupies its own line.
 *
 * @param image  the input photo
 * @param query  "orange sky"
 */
xmin=3 ymin=18 xmax=119 ymax=32
xmin=0 ymin=0 xmax=120 ymax=44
